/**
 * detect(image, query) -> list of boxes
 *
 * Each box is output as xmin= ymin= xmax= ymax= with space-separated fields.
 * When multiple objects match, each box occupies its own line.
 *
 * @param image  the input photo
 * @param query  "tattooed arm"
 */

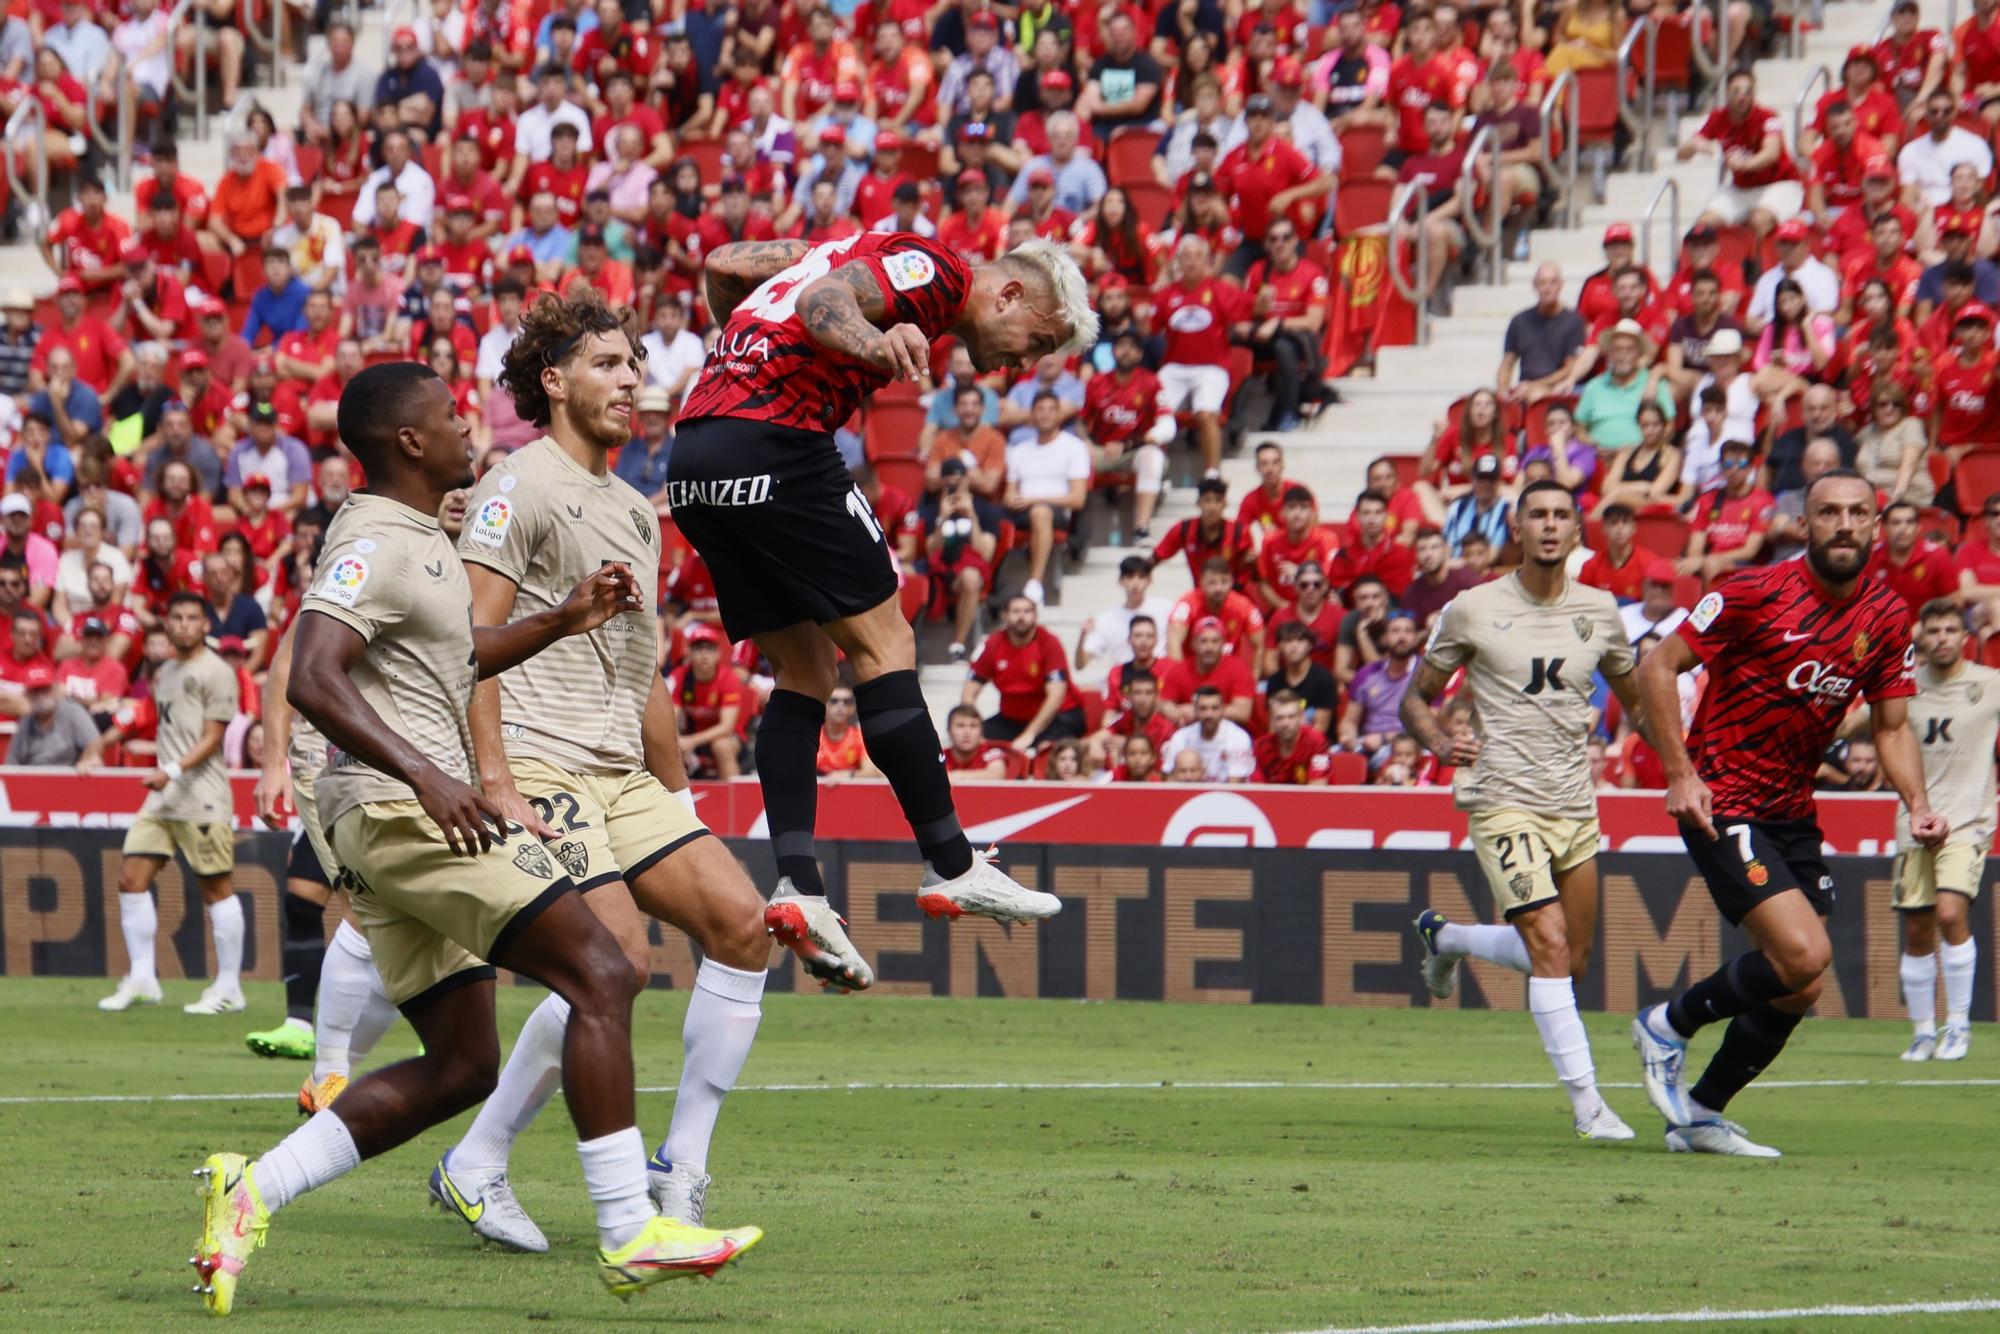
xmin=795 ymin=262 xmax=932 ymax=381
xmin=703 ymin=239 xmax=810 ymax=323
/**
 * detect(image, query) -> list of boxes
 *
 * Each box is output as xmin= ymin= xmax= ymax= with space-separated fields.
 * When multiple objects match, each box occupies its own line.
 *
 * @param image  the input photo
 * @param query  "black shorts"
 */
xmin=982 ymin=707 xmax=1086 ymax=744
xmin=1681 ymin=816 xmax=1834 ymax=927
xmin=668 ymin=416 xmax=899 ymax=641
xmin=285 ymin=825 xmax=329 ymax=888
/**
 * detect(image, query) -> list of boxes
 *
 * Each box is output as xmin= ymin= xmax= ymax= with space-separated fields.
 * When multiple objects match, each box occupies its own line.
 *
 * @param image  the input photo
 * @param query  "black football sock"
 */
xmin=1689 ymin=1004 xmax=1804 ymax=1114
xmin=1666 ymin=950 xmax=1792 ymax=1038
xmin=854 ymin=670 xmax=973 ymax=879
xmin=755 ymin=689 xmax=828 ymax=897
xmin=282 ymin=891 xmax=327 ymax=1022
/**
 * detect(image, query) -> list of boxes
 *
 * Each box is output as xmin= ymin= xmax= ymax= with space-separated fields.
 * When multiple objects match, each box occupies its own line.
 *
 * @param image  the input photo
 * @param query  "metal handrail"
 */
xmin=4 ymin=100 xmax=48 ymax=243
xmin=1792 ymin=63 xmax=1830 ymax=153
xmin=1712 ymin=0 xmax=1731 ymax=110
xmin=1386 ymin=180 xmax=1430 ymax=347
xmin=240 ymin=0 xmax=283 ymax=87
xmin=166 ymin=0 xmax=210 ymax=141
xmin=82 ymin=72 xmax=132 ymax=190
xmin=1640 ymin=177 xmax=1679 ymax=276
xmin=1456 ymin=124 xmax=1506 ymax=286
xmin=1616 ymin=17 xmax=1659 ymax=172
xmin=1538 ymin=71 xmax=1580 ymax=230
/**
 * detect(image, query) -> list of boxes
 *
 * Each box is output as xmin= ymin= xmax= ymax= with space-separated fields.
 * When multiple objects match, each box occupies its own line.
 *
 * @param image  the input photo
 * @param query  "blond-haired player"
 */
xmin=1892 ymin=597 xmax=1998 ymax=1062
xmin=1401 ymin=480 xmax=1654 ymax=1141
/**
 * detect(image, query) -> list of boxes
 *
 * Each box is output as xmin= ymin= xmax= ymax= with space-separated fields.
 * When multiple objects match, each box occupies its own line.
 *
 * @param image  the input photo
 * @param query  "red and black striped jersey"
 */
xmin=681 ymin=232 xmax=972 ymax=436
xmin=1676 ymin=561 xmax=1915 ymax=821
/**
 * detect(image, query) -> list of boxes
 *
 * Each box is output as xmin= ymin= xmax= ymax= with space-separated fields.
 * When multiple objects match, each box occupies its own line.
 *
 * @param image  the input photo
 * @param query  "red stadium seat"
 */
xmin=864 ymin=397 xmax=926 ymax=461
xmin=898 ymin=139 xmax=941 ymax=185
xmin=1650 ymin=13 xmax=1696 ymax=103
xmin=1983 ymin=635 xmax=2000 ymax=671
xmin=1521 ymin=394 xmax=1578 ymax=443
xmin=231 ymin=249 xmax=266 ymax=303
xmin=1956 ymin=452 xmax=2000 ymax=516
xmin=1389 ymin=454 xmax=1422 ymax=487
xmin=1917 ymin=506 xmax=1960 ymax=545
xmin=293 ymin=144 xmax=322 ymax=185
xmin=1324 ymin=751 xmax=1368 ymax=784
xmin=1123 ymin=180 xmax=1173 ymax=229
xmin=1337 ymin=125 xmax=1387 ymax=181
xmin=1334 ymin=178 xmax=1393 ymax=236
xmin=1632 ymin=511 xmax=1692 ymax=559
xmin=682 ymin=138 xmax=726 ymax=185
xmin=1000 ymin=747 xmax=1032 ymax=781
xmin=1106 ymin=126 xmax=1162 ymax=187
xmin=1672 ymin=574 xmax=1704 ymax=610
xmin=1574 ymin=68 xmax=1621 ymax=151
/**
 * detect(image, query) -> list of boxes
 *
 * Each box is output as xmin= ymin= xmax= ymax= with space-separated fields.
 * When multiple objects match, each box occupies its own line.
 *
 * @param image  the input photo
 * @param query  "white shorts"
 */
xmin=1158 ymin=363 xmax=1230 ymax=416
xmin=1701 ymin=180 xmax=1804 ymax=226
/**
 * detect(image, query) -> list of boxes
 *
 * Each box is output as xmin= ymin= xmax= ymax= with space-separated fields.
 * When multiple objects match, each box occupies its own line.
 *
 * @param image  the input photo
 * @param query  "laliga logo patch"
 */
xmin=319 ymin=556 xmax=369 ymax=607
xmin=471 ymin=497 xmax=511 ymax=547
xmin=883 ymin=250 xmax=935 ymax=292
xmin=1688 ymin=591 xmax=1723 ymax=633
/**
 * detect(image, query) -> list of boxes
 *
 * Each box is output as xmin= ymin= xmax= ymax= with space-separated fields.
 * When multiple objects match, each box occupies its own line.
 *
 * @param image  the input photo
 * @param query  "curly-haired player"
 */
xmin=674 ymin=233 xmax=1098 ymax=986
xmin=429 ymin=289 xmax=774 ymax=1244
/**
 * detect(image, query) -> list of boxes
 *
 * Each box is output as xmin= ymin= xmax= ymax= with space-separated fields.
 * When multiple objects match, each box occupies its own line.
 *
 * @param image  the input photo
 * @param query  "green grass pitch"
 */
xmin=0 ymin=977 xmax=1994 ymax=1332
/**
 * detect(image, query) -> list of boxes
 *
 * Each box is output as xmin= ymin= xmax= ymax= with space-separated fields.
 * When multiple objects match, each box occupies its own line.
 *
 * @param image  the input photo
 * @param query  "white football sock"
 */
xmin=658 ymin=960 xmax=766 ymax=1176
xmin=209 ymin=894 xmax=244 ymax=992
xmin=1900 ymin=950 xmax=1939 ymax=1037
xmin=314 ymin=921 xmax=388 ymax=1081
xmin=252 ymin=1109 xmax=361 ymax=1213
xmin=451 ymin=992 xmax=571 ymax=1183
xmin=577 ymin=1126 xmax=654 ymax=1251
xmin=119 ymin=891 xmax=157 ymax=987
xmin=1942 ymin=938 xmax=1978 ymax=1026
xmin=1435 ymin=921 xmax=1531 ymax=972
xmin=1528 ymin=975 xmax=1598 ymax=1117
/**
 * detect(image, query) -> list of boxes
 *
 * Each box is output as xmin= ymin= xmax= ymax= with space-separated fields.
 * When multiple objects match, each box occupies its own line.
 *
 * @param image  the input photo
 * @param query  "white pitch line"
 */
xmin=1284 ymin=1298 xmax=2000 ymax=1334
xmin=2 ymin=1077 xmax=1997 ymax=1106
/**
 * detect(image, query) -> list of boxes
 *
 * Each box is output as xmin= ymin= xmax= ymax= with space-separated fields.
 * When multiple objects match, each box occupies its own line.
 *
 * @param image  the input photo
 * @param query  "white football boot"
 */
xmin=183 ymin=986 xmax=247 ymax=1015
xmin=648 ymin=1162 xmax=711 ymax=1228
xmin=764 ymin=879 xmax=873 ymax=991
xmin=98 ymin=976 xmax=163 ymax=1011
xmin=917 ymin=847 xmax=1061 ymax=923
xmin=1665 ymin=1117 xmax=1782 ymax=1158
xmin=429 ymin=1151 xmax=550 ymax=1253
xmin=1900 ymin=1032 xmax=1938 ymax=1062
xmin=1632 ymin=1003 xmax=1693 ymax=1125
xmin=1935 ymin=1023 xmax=1971 ymax=1062
xmin=1574 ymin=1099 xmax=1636 ymax=1141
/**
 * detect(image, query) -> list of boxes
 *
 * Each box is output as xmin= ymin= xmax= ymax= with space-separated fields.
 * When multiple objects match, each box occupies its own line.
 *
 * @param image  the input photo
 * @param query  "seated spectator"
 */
xmin=924 ymin=380 xmax=1007 ymax=502
xmin=210 ymin=132 xmax=289 ymax=262
xmin=0 ymin=608 xmax=53 ymax=716
xmin=1417 ymin=387 xmax=1516 ymax=524
xmin=52 ymin=506 xmax=128 ymax=619
xmin=1818 ymin=736 xmax=1886 ymax=791
xmin=1442 ymin=455 xmax=1512 ymax=559
xmin=33 ymin=276 xmax=133 ymax=400
xmin=57 ymin=555 xmax=139 ymax=661
xmin=1092 ymin=664 xmax=1178 ymax=771
xmin=1236 ymin=442 xmax=1300 ymax=536
xmin=641 ymin=298 xmax=704 ymax=401
xmin=226 ymin=405 xmax=312 ymax=513
xmin=230 ymin=476 xmax=292 ymax=572
xmin=1168 ymin=557 xmax=1266 ymax=661
xmin=66 ymin=458 xmax=142 ymax=552
xmin=8 ymin=665 xmax=97 ymax=763
xmin=53 ymin=617 xmax=127 ymax=722
xmin=25 ymin=348 xmax=100 ymax=450
xmin=341 ymin=236 xmax=408 ymax=357
xmin=1867 ymin=501 xmax=1960 ymax=615
xmin=998 ymin=353 xmax=1085 ymax=445
xmin=1263 ymin=621 xmax=1338 ymax=734
xmin=1256 ymin=485 xmax=1338 ymax=612
xmin=668 ymin=625 xmax=746 ymax=778
xmin=1499 ymin=262 xmax=1587 ymax=404
xmin=274 ymin=289 xmax=340 ymax=396
xmin=1898 ymin=89 xmax=1992 ymax=210
xmin=1574 ymin=321 xmax=1674 ymax=450
xmin=1621 ymin=560 xmax=1690 ymax=641
xmin=1002 ymin=390 xmax=1091 ymax=607
xmin=270 ymin=186 xmax=348 ymax=294
xmin=1657 ymin=264 xmax=1743 ymax=401
xmin=1339 ymin=609 xmax=1421 ymax=763
xmin=146 ymin=407 xmax=225 ymax=501
xmin=1749 ymin=279 xmax=1838 ymax=414
xmin=1853 ymin=382 xmax=1931 ymax=505
xmin=1680 ymin=439 xmax=1775 ymax=581
xmin=816 ymin=684 xmax=878 ymax=781
xmin=1334 ymin=574 xmax=1392 ymax=688
xmin=1958 ymin=496 xmax=2000 ymax=629
xmin=1768 ymin=384 xmax=1859 ymax=497
xmin=41 ymin=174 xmax=130 ymax=291
xmin=614 ymin=388 xmax=675 ymax=505
xmin=1387 ymin=101 xmax=1470 ymax=316
xmin=1155 ymin=233 xmax=1249 ymax=478
xmin=201 ymin=552 xmax=268 ymax=667
xmin=1108 ymin=731 xmax=1165 ymax=782
xmin=1255 ymin=689 xmax=1332 ymax=784
xmin=1177 ymin=617 xmax=1257 ymax=727
xmin=1079 ymin=330 xmax=1169 ymax=538
xmin=1162 ymin=684 xmax=1256 ymax=782
xmin=1042 ymin=738 xmax=1089 ymax=781
xmin=1595 ymin=403 xmax=1683 ymax=514
xmin=1152 ymin=478 xmax=1256 ymax=588
xmin=964 ymin=594 xmax=1086 ymax=748
xmin=1239 ymin=217 xmax=1332 ymax=431
xmin=1746 ymin=220 xmax=1841 ymax=331
xmin=1373 ymin=733 xmax=1426 ymax=786
xmin=1076 ymin=554 xmax=1170 ymax=673
xmin=1927 ymin=304 xmax=2000 ymax=468
xmin=1684 ymin=70 xmax=1802 ymax=238
xmin=1579 ymin=504 xmax=1647 ymax=603
xmin=942 ymin=703 xmax=1011 ymax=781
xmin=1359 ymin=457 xmax=1426 ymax=546
xmin=1574 ymin=267 xmax=1671 ymax=380
xmin=1400 ymin=527 xmax=1486 ymax=628
xmin=0 ymin=493 xmax=58 ymax=606
xmin=1103 ymin=615 xmax=1188 ymax=718
xmin=192 ymin=300 xmax=256 ymax=393
xmin=1327 ymin=490 xmax=1418 ymax=598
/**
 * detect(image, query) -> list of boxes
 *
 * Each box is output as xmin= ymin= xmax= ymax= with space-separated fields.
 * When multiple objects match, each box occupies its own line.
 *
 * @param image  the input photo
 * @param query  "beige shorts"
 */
xmin=292 ymin=763 xmax=342 ymax=885
xmin=1702 ymin=180 xmax=1805 ymax=226
xmin=329 ymin=799 xmax=574 ymax=1007
xmin=1892 ymin=838 xmax=1991 ymax=911
xmin=1469 ymin=809 xmax=1600 ymax=919
xmin=123 ymin=812 xmax=236 ymax=878
xmin=507 ymin=757 xmax=709 ymax=893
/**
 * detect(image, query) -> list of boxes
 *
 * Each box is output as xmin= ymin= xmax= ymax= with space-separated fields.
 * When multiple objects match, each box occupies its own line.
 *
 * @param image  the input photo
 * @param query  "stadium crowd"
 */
xmin=0 ymin=0 xmax=1994 ymax=791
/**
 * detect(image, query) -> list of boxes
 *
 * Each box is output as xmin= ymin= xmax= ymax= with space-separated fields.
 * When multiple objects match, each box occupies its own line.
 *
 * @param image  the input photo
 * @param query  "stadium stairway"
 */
xmin=950 ymin=0 xmax=1917 ymax=729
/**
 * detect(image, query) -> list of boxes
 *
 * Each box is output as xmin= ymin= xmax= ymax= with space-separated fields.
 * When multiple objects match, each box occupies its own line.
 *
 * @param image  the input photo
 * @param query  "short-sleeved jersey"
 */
xmin=142 ymin=647 xmax=239 ymax=823
xmin=458 ymin=437 xmax=662 ymax=775
xmin=1677 ymin=562 xmax=1917 ymax=821
xmin=1424 ymin=573 xmax=1633 ymax=820
xmin=967 ymin=626 xmax=1082 ymax=722
xmin=1904 ymin=660 xmax=2000 ymax=845
xmin=299 ymin=493 xmax=473 ymax=832
xmin=1254 ymin=724 xmax=1332 ymax=784
xmin=680 ymin=232 xmax=973 ymax=436
xmin=1081 ymin=367 xmax=1162 ymax=445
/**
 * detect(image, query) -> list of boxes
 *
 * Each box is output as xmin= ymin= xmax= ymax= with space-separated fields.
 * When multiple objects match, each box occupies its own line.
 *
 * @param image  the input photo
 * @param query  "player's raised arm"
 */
xmin=702 ymin=238 xmax=810 ymax=323
xmin=796 ymin=262 xmax=932 ymax=381
xmin=1869 ymin=695 xmax=1950 ymax=846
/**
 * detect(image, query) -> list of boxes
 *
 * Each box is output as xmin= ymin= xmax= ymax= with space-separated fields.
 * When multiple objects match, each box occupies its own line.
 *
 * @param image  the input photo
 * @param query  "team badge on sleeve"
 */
xmin=1689 ymin=592 xmax=1723 ymax=632
xmin=883 ymin=250 xmax=936 ymax=291
xmin=471 ymin=497 xmax=511 ymax=548
xmin=319 ymin=556 xmax=369 ymax=607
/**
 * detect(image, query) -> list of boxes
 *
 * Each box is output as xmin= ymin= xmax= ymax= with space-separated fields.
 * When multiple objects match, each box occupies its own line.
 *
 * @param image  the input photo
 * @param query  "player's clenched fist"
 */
xmin=557 ymin=563 xmax=645 ymax=635
xmin=866 ymin=323 xmax=930 ymax=383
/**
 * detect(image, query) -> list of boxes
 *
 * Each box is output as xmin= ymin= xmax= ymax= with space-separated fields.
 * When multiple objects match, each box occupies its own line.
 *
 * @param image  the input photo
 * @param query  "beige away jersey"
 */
xmin=1903 ymin=660 xmax=2000 ymax=846
xmin=301 ymin=492 xmax=478 ymax=833
xmin=142 ymin=648 xmax=238 ymax=823
xmin=457 ymin=436 xmax=661 ymax=775
xmin=1424 ymin=573 xmax=1635 ymax=820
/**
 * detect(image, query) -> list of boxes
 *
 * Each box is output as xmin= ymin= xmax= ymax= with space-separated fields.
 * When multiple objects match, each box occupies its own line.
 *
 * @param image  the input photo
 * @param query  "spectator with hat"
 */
xmin=614 ymin=387 xmax=676 ymax=504
xmin=1441 ymin=454 xmax=1512 ymax=557
xmin=1574 ymin=319 xmax=1674 ymax=449
xmin=0 ymin=288 xmax=38 ymax=399
xmin=113 ymin=239 xmax=192 ymax=346
xmin=937 ymin=11 xmax=1021 ymax=119
xmin=55 ymin=611 xmax=131 ymax=719
xmin=1619 ymin=560 xmax=1690 ymax=641
xmin=192 ymin=297 xmax=255 ymax=390
xmin=228 ymin=471 xmax=293 ymax=568
xmin=375 ymin=22 xmax=445 ymax=139
xmin=938 ymin=168 xmax=1009 ymax=263
xmin=224 ymin=401 xmax=310 ymax=512
xmin=1913 ymin=214 xmax=2000 ymax=318
xmin=1214 ymin=93 xmax=1329 ymax=280
xmin=1682 ymin=437 xmax=1776 ymax=581
xmin=8 ymin=663 xmax=98 ymax=765
xmin=0 ymin=492 xmax=59 ymax=603
xmin=1746 ymin=218 xmax=1840 ymax=329
xmin=667 ymin=622 xmax=748 ymax=778
xmin=1898 ymin=87 xmax=1992 ymax=207
xmin=1576 ymin=221 xmax=1660 ymax=328
xmin=1928 ymin=302 xmax=2000 ymax=464
xmin=1683 ymin=69 xmax=1802 ymax=234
